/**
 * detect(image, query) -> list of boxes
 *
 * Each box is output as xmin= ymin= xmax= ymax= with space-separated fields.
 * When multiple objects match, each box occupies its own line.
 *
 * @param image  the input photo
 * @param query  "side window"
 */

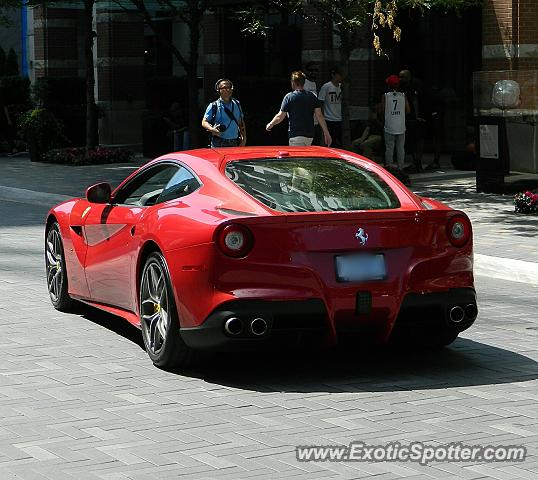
xmin=114 ymin=164 xmax=179 ymax=206
xmin=157 ymin=166 xmax=200 ymax=204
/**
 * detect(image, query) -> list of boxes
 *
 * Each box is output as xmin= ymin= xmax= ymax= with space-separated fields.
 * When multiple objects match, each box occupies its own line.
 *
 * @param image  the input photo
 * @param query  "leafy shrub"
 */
xmin=33 ymin=77 xmax=86 ymax=146
xmin=18 ymin=107 xmax=64 ymax=160
xmin=42 ymin=146 xmax=134 ymax=165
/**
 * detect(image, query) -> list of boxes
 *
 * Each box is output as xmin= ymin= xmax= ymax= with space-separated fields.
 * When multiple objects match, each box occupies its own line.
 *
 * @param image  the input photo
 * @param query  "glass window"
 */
xmin=114 ymin=164 xmax=179 ymax=206
xmin=157 ymin=166 xmax=200 ymax=203
xmin=225 ymin=158 xmax=400 ymax=212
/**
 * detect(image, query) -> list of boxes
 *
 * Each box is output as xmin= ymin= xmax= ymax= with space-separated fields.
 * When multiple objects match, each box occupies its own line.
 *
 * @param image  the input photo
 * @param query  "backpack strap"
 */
xmin=210 ymin=100 xmax=218 ymax=125
xmin=222 ymin=99 xmax=243 ymax=128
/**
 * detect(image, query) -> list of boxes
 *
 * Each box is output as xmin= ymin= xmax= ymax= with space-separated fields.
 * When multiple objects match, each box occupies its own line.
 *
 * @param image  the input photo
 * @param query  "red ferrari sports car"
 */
xmin=45 ymin=146 xmax=477 ymax=368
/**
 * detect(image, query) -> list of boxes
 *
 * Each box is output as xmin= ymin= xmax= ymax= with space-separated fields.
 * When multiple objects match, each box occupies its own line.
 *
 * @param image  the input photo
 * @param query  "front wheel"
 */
xmin=139 ymin=252 xmax=194 ymax=369
xmin=45 ymin=222 xmax=75 ymax=312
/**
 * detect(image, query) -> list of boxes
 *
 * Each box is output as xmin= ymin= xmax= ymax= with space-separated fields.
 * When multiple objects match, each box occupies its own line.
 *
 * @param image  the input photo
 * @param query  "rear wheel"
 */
xmin=139 ymin=252 xmax=194 ymax=369
xmin=45 ymin=222 xmax=75 ymax=312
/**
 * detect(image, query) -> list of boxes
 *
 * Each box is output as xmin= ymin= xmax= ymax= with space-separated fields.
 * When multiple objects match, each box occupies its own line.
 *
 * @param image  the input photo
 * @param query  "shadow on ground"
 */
xmin=177 ymin=339 xmax=538 ymax=393
xmin=79 ymin=303 xmax=145 ymax=350
xmin=81 ymin=302 xmax=538 ymax=393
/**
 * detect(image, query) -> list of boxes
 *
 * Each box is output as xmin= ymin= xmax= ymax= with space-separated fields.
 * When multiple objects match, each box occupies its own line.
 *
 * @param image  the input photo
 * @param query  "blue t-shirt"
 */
xmin=203 ymin=99 xmax=243 ymax=140
xmin=280 ymin=90 xmax=320 ymax=138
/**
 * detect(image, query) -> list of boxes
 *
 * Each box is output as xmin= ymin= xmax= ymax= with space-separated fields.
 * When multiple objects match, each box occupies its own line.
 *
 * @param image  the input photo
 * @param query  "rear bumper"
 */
xmin=391 ymin=287 xmax=478 ymax=337
xmin=180 ymin=299 xmax=329 ymax=351
xmin=180 ymin=288 xmax=477 ymax=351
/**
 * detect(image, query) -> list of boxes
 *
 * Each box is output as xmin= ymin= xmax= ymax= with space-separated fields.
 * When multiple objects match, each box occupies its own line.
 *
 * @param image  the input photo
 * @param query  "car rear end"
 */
xmin=178 ymin=152 xmax=476 ymax=350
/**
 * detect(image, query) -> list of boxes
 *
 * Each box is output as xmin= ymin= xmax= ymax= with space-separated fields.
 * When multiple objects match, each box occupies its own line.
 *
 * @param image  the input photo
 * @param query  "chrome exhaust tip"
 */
xmin=464 ymin=303 xmax=478 ymax=320
xmin=224 ymin=317 xmax=243 ymax=336
xmin=449 ymin=305 xmax=465 ymax=323
xmin=250 ymin=317 xmax=268 ymax=336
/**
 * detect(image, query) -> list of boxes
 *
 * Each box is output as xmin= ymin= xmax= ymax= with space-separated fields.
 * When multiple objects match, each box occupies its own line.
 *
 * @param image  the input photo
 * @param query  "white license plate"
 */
xmin=335 ymin=254 xmax=386 ymax=282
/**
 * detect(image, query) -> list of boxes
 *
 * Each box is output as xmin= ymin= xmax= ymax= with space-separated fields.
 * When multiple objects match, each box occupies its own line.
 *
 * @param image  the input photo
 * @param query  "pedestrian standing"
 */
xmin=381 ymin=75 xmax=410 ymax=169
xmin=201 ymin=78 xmax=246 ymax=148
xmin=266 ymin=70 xmax=332 ymax=147
xmin=318 ymin=68 xmax=343 ymax=147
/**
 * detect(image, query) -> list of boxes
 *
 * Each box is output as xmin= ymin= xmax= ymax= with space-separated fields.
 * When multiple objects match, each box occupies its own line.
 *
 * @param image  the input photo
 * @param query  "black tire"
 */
xmin=45 ymin=222 xmax=75 ymax=312
xmin=139 ymin=252 xmax=194 ymax=369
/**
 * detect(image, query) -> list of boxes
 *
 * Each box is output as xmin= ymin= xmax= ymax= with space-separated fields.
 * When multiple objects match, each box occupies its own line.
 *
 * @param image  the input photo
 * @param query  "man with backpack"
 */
xmin=202 ymin=78 xmax=246 ymax=147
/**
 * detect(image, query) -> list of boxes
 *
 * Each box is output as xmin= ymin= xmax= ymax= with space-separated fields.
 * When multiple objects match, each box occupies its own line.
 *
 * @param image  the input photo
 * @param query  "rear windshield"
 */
xmin=224 ymin=157 xmax=400 ymax=212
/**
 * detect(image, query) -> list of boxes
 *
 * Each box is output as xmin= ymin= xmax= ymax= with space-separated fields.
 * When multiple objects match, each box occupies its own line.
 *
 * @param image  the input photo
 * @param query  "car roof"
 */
xmin=142 ymin=147 xmax=421 ymax=212
xmin=156 ymin=146 xmax=365 ymax=170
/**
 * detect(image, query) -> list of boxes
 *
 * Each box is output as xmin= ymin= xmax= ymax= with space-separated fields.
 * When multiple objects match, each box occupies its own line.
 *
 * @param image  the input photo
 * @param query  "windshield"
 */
xmin=224 ymin=157 xmax=400 ymax=213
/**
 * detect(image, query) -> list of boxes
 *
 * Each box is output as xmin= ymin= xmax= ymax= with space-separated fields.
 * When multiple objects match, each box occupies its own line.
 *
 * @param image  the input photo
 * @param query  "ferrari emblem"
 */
xmin=355 ymin=227 xmax=368 ymax=246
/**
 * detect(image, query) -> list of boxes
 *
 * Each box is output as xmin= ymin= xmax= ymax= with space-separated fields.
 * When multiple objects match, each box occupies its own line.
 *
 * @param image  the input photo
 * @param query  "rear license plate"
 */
xmin=335 ymin=254 xmax=386 ymax=282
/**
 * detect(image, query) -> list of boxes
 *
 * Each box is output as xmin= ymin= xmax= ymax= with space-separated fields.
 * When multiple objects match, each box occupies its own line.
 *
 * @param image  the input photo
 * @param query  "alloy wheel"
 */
xmin=45 ymin=227 xmax=64 ymax=303
xmin=140 ymin=260 xmax=170 ymax=355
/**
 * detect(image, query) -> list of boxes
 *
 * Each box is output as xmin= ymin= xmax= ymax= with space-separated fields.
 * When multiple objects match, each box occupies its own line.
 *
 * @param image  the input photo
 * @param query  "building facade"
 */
xmin=22 ymin=1 xmax=538 ymax=151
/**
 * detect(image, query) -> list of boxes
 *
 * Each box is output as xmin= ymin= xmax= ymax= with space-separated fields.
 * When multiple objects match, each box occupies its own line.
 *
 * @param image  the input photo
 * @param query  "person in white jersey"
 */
xmin=318 ymin=67 xmax=343 ymax=147
xmin=381 ymin=74 xmax=410 ymax=169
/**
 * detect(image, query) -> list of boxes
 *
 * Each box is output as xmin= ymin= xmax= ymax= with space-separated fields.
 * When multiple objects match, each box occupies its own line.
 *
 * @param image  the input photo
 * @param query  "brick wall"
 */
xmin=33 ymin=6 xmax=80 ymax=78
xmin=482 ymin=0 xmax=538 ymax=71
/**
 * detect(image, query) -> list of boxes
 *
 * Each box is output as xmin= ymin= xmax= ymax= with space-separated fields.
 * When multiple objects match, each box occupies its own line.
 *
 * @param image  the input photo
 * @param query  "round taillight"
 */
xmin=446 ymin=215 xmax=471 ymax=247
xmin=217 ymin=224 xmax=253 ymax=258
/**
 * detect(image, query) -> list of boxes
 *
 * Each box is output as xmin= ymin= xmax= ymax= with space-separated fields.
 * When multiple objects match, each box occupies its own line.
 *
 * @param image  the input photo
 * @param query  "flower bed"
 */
xmin=42 ymin=146 xmax=134 ymax=165
xmin=514 ymin=190 xmax=538 ymax=214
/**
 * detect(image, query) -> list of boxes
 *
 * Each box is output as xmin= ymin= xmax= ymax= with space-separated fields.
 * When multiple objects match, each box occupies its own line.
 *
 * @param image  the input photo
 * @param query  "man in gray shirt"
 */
xmin=266 ymin=71 xmax=332 ymax=147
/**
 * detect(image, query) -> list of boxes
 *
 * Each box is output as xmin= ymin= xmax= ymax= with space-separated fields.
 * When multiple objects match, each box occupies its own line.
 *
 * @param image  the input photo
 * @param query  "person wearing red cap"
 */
xmin=381 ymin=74 xmax=410 ymax=169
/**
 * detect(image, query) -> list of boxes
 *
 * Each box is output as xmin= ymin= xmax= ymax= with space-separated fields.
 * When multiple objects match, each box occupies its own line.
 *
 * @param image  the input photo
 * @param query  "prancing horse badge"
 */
xmin=355 ymin=227 xmax=368 ymax=246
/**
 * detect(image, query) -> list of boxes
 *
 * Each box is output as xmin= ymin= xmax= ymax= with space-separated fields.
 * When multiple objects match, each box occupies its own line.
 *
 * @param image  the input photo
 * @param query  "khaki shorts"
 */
xmin=289 ymin=136 xmax=313 ymax=146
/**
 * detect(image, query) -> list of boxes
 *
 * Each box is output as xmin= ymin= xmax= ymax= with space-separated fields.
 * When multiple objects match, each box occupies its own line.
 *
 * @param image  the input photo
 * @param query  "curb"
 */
xmin=475 ymin=254 xmax=538 ymax=287
xmin=0 ymin=185 xmax=72 ymax=206
xmin=410 ymin=170 xmax=476 ymax=184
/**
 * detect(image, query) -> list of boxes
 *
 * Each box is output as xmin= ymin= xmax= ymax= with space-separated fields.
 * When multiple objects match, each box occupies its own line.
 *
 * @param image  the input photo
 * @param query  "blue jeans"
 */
xmin=211 ymin=136 xmax=239 ymax=147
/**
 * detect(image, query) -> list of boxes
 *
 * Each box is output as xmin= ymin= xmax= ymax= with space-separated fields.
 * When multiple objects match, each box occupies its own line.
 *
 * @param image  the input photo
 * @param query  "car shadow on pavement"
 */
xmin=78 ymin=303 xmax=145 ymax=351
xmin=179 ymin=338 xmax=538 ymax=393
xmin=76 ymin=304 xmax=538 ymax=394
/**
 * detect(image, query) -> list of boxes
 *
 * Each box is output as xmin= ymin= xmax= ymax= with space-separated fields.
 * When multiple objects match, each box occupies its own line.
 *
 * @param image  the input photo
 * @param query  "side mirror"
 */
xmin=86 ymin=182 xmax=112 ymax=204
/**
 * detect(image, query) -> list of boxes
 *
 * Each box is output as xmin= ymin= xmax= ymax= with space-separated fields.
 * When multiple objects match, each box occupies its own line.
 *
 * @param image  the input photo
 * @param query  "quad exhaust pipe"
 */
xmin=464 ymin=303 xmax=478 ymax=320
xmin=250 ymin=317 xmax=268 ymax=336
xmin=449 ymin=303 xmax=478 ymax=324
xmin=224 ymin=317 xmax=243 ymax=336
xmin=449 ymin=306 xmax=465 ymax=323
xmin=224 ymin=316 xmax=269 ymax=337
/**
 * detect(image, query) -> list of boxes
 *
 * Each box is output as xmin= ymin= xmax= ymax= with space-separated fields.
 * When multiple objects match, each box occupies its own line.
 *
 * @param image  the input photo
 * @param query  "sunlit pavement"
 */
xmin=0 ymin=154 xmax=537 ymax=479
